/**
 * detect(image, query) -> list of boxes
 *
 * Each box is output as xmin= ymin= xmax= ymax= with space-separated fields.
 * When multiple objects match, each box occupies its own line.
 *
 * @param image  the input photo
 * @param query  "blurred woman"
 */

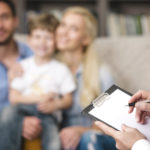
xmin=56 ymin=6 xmax=117 ymax=150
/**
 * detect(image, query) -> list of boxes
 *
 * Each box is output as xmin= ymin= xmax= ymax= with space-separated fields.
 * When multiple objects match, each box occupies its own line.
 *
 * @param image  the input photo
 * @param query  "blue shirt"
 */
xmin=0 ymin=42 xmax=32 ymax=110
xmin=62 ymin=64 xmax=114 ymax=127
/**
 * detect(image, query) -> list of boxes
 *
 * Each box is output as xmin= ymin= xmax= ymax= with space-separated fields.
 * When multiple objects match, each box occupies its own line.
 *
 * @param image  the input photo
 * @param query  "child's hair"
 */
xmin=28 ymin=13 xmax=59 ymax=34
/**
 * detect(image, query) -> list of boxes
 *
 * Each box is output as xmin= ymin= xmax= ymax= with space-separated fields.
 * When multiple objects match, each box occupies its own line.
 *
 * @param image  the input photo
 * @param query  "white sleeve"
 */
xmin=132 ymin=139 xmax=150 ymax=150
xmin=59 ymin=66 xmax=76 ymax=95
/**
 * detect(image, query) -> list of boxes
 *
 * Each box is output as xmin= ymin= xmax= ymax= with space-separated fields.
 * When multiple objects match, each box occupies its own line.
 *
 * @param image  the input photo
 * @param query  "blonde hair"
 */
xmin=63 ymin=6 xmax=100 ymax=107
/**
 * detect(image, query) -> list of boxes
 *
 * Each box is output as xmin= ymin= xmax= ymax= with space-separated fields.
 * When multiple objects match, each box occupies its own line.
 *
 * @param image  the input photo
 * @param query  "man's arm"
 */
xmin=10 ymin=88 xmax=43 ymax=104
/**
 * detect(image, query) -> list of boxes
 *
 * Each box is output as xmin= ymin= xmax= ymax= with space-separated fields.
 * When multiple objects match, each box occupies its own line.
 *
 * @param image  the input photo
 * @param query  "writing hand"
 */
xmin=128 ymin=90 xmax=150 ymax=124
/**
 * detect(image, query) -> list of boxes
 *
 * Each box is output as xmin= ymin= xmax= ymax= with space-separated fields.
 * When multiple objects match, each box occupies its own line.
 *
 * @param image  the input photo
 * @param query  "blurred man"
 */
xmin=0 ymin=0 xmax=42 ymax=149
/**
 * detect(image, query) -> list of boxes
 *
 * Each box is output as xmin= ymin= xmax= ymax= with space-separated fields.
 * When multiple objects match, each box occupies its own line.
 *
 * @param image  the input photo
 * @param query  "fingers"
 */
xmin=95 ymin=121 xmax=117 ymax=138
xmin=47 ymin=92 xmax=57 ymax=100
xmin=59 ymin=127 xmax=80 ymax=150
xmin=129 ymin=90 xmax=142 ymax=103
xmin=22 ymin=117 xmax=42 ymax=140
xmin=134 ymin=102 xmax=150 ymax=124
xmin=128 ymin=90 xmax=150 ymax=113
xmin=66 ymin=136 xmax=80 ymax=150
xmin=135 ymin=108 xmax=142 ymax=123
xmin=59 ymin=130 xmax=66 ymax=149
xmin=140 ymin=112 xmax=147 ymax=124
xmin=135 ymin=102 xmax=150 ymax=112
xmin=136 ymin=110 xmax=147 ymax=124
xmin=60 ymin=129 xmax=72 ymax=149
xmin=128 ymin=91 xmax=142 ymax=113
xmin=23 ymin=128 xmax=35 ymax=140
xmin=37 ymin=103 xmax=52 ymax=114
xmin=121 ymin=124 xmax=133 ymax=132
xmin=37 ymin=103 xmax=46 ymax=111
xmin=128 ymin=106 xmax=134 ymax=114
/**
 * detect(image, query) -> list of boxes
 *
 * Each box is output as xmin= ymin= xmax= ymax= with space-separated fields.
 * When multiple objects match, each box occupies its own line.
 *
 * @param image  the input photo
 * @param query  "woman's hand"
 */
xmin=128 ymin=90 xmax=150 ymax=124
xmin=22 ymin=116 xmax=42 ymax=140
xmin=59 ymin=127 xmax=82 ymax=150
xmin=95 ymin=121 xmax=146 ymax=150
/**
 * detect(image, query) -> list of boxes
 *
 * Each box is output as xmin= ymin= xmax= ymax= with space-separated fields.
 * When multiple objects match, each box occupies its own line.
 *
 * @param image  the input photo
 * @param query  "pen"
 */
xmin=126 ymin=99 xmax=150 ymax=107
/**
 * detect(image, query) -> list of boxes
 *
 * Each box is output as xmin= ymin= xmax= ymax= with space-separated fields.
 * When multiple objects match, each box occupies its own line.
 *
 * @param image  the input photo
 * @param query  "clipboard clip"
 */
xmin=92 ymin=93 xmax=110 ymax=107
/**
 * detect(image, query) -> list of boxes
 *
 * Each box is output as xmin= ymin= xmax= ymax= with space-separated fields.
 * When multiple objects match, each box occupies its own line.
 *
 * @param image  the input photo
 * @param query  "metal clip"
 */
xmin=92 ymin=93 xmax=110 ymax=107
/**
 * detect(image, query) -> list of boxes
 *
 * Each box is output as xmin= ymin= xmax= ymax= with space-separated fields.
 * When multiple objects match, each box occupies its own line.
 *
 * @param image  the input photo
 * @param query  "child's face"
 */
xmin=29 ymin=28 xmax=55 ymax=59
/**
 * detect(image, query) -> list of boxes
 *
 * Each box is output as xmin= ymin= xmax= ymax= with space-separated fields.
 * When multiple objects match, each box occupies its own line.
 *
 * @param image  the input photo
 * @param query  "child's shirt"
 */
xmin=11 ymin=57 xmax=76 ymax=97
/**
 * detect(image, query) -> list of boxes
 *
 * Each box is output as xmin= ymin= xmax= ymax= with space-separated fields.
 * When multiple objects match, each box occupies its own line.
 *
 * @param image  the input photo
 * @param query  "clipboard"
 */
xmin=82 ymin=85 xmax=150 ymax=140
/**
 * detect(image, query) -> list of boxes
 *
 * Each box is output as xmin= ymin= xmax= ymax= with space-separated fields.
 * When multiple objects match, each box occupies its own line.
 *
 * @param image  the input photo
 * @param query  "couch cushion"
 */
xmin=95 ymin=36 xmax=150 ymax=93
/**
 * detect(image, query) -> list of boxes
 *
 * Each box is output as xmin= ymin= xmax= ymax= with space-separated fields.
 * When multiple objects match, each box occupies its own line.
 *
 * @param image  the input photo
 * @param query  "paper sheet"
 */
xmin=89 ymin=89 xmax=150 ymax=140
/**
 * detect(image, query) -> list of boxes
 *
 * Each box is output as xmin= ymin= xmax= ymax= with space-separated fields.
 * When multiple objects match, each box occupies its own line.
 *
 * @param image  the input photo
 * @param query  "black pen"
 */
xmin=126 ymin=99 xmax=150 ymax=107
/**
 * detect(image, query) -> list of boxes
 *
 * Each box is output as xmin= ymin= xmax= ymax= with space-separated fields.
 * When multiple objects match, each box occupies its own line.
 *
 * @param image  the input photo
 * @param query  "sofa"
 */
xmin=95 ymin=36 xmax=150 ymax=93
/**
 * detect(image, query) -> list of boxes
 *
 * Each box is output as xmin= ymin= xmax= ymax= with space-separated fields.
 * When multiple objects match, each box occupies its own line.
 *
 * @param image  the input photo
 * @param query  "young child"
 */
xmin=10 ymin=14 xmax=76 ymax=150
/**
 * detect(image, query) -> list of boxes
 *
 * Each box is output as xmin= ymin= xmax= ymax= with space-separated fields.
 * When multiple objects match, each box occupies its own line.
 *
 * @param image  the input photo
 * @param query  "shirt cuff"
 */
xmin=132 ymin=139 xmax=150 ymax=150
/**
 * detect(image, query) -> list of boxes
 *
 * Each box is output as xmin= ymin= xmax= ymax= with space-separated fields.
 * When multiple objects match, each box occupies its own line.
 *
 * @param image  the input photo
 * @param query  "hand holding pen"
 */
xmin=128 ymin=90 xmax=150 ymax=124
xmin=127 ymin=99 xmax=150 ymax=107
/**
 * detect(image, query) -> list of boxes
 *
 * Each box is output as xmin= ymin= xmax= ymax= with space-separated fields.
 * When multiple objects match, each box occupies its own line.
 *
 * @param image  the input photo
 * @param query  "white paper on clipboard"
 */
xmin=88 ymin=89 xmax=150 ymax=141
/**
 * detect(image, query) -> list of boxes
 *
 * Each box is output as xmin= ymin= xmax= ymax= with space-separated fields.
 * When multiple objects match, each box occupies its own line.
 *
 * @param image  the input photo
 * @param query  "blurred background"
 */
xmin=13 ymin=0 xmax=150 ymax=37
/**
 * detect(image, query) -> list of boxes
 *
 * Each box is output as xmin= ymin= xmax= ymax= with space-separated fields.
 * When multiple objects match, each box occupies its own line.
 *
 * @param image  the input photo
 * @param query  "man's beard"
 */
xmin=0 ymin=32 xmax=14 ymax=46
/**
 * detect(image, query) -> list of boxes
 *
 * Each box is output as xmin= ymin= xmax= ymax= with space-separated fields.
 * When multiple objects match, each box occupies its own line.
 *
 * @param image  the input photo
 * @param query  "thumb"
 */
xmin=95 ymin=121 xmax=117 ymax=137
xmin=135 ymin=102 xmax=150 ymax=112
xmin=121 ymin=124 xmax=132 ymax=132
